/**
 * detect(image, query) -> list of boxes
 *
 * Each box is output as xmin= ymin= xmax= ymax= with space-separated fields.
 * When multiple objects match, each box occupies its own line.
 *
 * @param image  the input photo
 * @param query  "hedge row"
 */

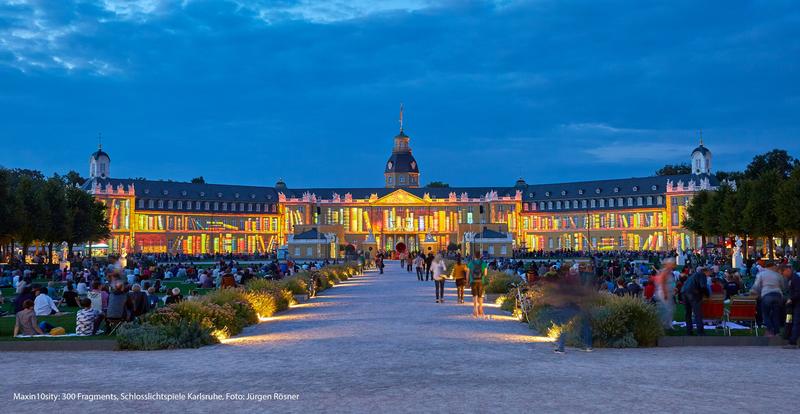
xmin=117 ymin=264 xmax=361 ymax=350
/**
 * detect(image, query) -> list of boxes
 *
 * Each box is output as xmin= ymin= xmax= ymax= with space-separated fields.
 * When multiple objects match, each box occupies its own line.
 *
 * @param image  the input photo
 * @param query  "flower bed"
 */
xmin=116 ymin=264 xmax=361 ymax=350
xmin=524 ymin=284 xmax=664 ymax=348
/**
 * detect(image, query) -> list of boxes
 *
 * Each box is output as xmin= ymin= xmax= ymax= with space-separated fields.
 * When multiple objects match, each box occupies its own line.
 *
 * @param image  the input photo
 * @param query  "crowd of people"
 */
xmin=0 ymin=254 xmax=339 ymax=337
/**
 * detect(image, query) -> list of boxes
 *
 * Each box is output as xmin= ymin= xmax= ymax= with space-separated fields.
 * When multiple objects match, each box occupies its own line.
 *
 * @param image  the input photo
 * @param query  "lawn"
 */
xmin=0 ymin=309 xmax=78 ymax=339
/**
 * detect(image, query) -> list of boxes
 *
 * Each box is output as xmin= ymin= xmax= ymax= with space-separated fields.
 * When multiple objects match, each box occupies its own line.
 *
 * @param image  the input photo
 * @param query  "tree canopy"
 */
xmin=655 ymin=163 xmax=691 ymax=176
xmin=425 ymin=181 xmax=449 ymax=188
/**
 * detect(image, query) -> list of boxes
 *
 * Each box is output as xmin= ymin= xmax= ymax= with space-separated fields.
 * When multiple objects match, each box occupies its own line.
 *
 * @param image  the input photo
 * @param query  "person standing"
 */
xmin=781 ymin=264 xmax=800 ymax=349
xmin=425 ymin=251 xmax=434 ymax=281
xmin=681 ymin=266 xmax=711 ymax=336
xmin=468 ymin=252 xmax=487 ymax=318
xmin=414 ymin=254 xmax=424 ymax=281
xmin=750 ymin=261 xmax=785 ymax=337
xmin=399 ymin=251 xmax=407 ymax=269
xmin=431 ymin=254 xmax=448 ymax=303
xmin=451 ymin=256 xmax=468 ymax=304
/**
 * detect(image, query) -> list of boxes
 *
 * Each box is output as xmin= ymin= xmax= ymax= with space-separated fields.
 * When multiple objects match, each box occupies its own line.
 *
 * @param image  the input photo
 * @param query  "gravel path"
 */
xmin=2 ymin=261 xmax=797 ymax=413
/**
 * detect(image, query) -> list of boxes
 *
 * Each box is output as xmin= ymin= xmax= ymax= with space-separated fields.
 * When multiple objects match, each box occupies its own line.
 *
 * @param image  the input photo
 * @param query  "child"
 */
xmin=76 ymin=298 xmax=104 ymax=336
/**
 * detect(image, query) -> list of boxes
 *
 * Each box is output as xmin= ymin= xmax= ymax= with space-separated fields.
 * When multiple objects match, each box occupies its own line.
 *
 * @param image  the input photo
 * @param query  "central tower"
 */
xmin=384 ymin=104 xmax=420 ymax=188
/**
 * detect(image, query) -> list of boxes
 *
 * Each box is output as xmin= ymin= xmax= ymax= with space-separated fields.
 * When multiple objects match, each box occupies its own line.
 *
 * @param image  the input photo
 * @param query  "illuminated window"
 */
xmin=467 ymin=212 xmax=473 ymax=224
xmin=388 ymin=177 xmax=393 ymax=184
xmin=618 ymin=197 xmax=623 ymax=206
xmin=256 ymin=204 xmax=261 ymax=212
xmin=647 ymin=196 xmax=653 ymax=206
xmin=581 ymin=200 xmax=587 ymax=208
xmin=138 ymin=199 xmax=144 ymax=208
xmin=609 ymin=198 xmax=614 ymax=207
xmin=240 ymin=203 xmax=244 ymax=211
xmin=599 ymin=199 xmax=605 ymax=207
xmin=148 ymin=200 xmax=154 ymax=208
xmin=158 ymin=200 xmax=163 ymax=209
xmin=177 ymin=201 xmax=183 ymax=209
xmin=637 ymin=197 xmax=643 ymax=206
xmin=572 ymin=200 xmax=578 ymax=208
xmin=248 ymin=203 xmax=253 ymax=212
xmin=214 ymin=202 xmax=219 ymax=211
xmin=168 ymin=200 xmax=173 ymax=209
xmin=539 ymin=202 xmax=545 ymax=210
xmin=556 ymin=201 xmax=561 ymax=209
xmin=627 ymin=198 xmax=633 ymax=206
xmin=590 ymin=199 xmax=596 ymax=208
xmin=204 ymin=202 xmax=209 ymax=210
xmin=547 ymin=201 xmax=553 ymax=210
xmin=657 ymin=196 xmax=663 ymax=205
xmin=399 ymin=176 xmax=405 ymax=184
xmin=223 ymin=202 xmax=228 ymax=211
xmin=196 ymin=201 xmax=201 ymax=209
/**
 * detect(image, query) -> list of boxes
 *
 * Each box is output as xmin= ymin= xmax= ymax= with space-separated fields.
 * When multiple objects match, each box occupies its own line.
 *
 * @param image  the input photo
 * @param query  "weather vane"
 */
xmin=399 ymin=103 xmax=404 ymax=132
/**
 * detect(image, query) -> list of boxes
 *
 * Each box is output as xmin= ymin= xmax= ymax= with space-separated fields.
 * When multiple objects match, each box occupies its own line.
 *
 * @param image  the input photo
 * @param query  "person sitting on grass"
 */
xmin=165 ymin=287 xmax=183 ymax=305
xmin=34 ymin=285 xmax=60 ymax=316
xmin=220 ymin=272 xmax=237 ymax=289
xmin=146 ymin=287 xmax=160 ymax=309
xmin=128 ymin=284 xmax=150 ymax=319
xmin=14 ymin=299 xmax=44 ymax=336
xmin=106 ymin=281 xmax=131 ymax=322
xmin=186 ymin=290 xmax=201 ymax=301
xmin=61 ymin=283 xmax=80 ymax=307
xmin=87 ymin=281 xmax=108 ymax=314
xmin=76 ymin=298 xmax=104 ymax=336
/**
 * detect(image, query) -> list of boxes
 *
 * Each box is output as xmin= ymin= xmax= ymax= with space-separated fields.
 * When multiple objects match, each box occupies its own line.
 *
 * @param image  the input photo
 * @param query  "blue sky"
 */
xmin=1 ymin=0 xmax=798 ymax=188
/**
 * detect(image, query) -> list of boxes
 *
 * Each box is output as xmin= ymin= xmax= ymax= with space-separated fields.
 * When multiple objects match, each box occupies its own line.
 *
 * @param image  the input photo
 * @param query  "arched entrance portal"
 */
xmin=395 ymin=242 xmax=407 ymax=254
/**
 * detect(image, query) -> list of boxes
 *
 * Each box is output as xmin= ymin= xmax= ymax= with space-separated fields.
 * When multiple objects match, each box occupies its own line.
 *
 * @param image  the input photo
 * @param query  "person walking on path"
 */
xmin=750 ymin=261 xmax=785 ymax=337
xmin=414 ymin=254 xmax=424 ymax=281
xmin=780 ymin=264 xmax=800 ymax=349
xmin=425 ymin=251 xmax=435 ymax=281
xmin=431 ymin=254 xmax=448 ymax=303
xmin=468 ymin=252 xmax=487 ymax=318
xmin=654 ymin=258 xmax=676 ymax=330
xmin=377 ymin=252 xmax=385 ymax=275
xmin=681 ymin=266 xmax=711 ymax=336
xmin=451 ymin=256 xmax=468 ymax=303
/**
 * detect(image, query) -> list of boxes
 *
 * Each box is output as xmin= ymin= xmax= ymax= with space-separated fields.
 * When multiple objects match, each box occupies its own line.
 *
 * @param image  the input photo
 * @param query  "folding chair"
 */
xmin=725 ymin=296 xmax=758 ymax=336
xmin=702 ymin=295 xmax=726 ymax=333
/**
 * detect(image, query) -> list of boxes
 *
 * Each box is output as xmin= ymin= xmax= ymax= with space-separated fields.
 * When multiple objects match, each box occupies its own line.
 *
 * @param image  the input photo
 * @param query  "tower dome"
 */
xmin=384 ymin=104 xmax=420 ymax=188
xmin=89 ymin=140 xmax=111 ymax=179
xmin=690 ymin=132 xmax=712 ymax=175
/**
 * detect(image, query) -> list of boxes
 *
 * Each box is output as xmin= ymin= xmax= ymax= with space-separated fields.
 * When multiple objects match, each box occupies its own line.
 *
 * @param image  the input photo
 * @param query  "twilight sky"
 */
xmin=1 ymin=0 xmax=798 ymax=188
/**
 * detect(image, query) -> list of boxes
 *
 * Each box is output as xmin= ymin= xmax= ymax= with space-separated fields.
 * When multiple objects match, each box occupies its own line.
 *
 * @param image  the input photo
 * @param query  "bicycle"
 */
xmin=507 ymin=281 xmax=532 ymax=323
xmin=306 ymin=272 xmax=319 ymax=301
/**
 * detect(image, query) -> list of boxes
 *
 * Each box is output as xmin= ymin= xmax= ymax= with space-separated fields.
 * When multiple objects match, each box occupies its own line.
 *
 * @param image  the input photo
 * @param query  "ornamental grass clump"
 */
xmin=282 ymin=276 xmax=308 ymax=295
xmin=484 ymin=271 xmax=523 ymax=294
xmin=202 ymin=288 xmax=258 ymax=327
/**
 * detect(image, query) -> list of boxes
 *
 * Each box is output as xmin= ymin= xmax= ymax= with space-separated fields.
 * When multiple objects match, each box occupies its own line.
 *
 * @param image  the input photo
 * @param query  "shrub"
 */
xmin=245 ymin=290 xmax=278 ymax=318
xmin=171 ymin=299 xmax=242 ymax=336
xmin=202 ymin=288 xmax=258 ymax=327
xmin=282 ymin=276 xmax=308 ymax=295
xmin=484 ymin=271 xmax=523 ymax=294
xmin=116 ymin=320 xmax=217 ymax=350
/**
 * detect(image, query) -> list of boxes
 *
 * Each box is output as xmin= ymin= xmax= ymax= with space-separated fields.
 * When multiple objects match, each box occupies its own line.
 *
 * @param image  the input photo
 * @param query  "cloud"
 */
xmin=585 ymin=142 xmax=694 ymax=163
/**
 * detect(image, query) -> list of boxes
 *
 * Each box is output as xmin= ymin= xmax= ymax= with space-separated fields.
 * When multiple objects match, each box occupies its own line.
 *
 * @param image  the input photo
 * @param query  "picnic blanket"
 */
xmin=671 ymin=321 xmax=750 ymax=330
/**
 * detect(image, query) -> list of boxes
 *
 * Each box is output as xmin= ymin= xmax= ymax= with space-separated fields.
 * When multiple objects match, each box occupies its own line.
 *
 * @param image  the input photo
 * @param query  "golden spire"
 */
xmin=399 ymin=103 xmax=404 ymax=133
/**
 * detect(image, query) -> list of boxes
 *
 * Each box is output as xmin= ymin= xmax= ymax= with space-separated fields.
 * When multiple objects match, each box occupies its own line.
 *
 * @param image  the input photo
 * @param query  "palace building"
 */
xmin=83 ymin=111 xmax=717 ymax=258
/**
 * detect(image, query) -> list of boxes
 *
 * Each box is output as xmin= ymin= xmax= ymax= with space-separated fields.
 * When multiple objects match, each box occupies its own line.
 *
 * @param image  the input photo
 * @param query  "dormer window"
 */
xmin=632 ymin=186 xmax=639 ymax=192
xmin=181 ymin=190 xmax=187 ymax=196
xmin=162 ymin=190 xmax=168 ymax=195
xmin=200 ymin=192 xmax=205 ymax=197
xmin=595 ymin=188 xmax=601 ymax=194
xmin=561 ymin=190 xmax=566 ymax=196
xmin=545 ymin=191 xmax=551 ymax=197
xmin=250 ymin=194 xmax=256 ymax=199
xmin=217 ymin=192 xmax=222 ymax=198
xmin=614 ymin=187 xmax=620 ymax=193
xmin=578 ymin=189 xmax=584 ymax=195
xmin=651 ymin=185 xmax=658 ymax=191
xmin=235 ymin=193 xmax=240 ymax=199
xmin=144 ymin=189 xmax=150 ymax=195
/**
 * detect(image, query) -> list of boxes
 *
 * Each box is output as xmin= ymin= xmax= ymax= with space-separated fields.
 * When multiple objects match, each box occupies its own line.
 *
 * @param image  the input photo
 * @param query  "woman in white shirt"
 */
xmin=431 ymin=254 xmax=448 ymax=303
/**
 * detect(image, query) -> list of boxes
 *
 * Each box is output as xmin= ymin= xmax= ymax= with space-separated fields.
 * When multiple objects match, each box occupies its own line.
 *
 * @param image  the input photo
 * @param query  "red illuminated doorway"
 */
xmin=395 ymin=242 xmax=407 ymax=253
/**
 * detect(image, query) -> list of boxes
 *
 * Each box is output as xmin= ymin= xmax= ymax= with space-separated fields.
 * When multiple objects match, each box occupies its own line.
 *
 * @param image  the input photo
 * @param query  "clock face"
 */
xmin=387 ymin=161 xmax=393 ymax=170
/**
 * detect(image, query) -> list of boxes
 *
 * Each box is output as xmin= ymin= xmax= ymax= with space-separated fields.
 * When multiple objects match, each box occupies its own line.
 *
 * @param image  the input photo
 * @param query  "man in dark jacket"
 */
xmin=128 ymin=284 xmax=150 ymax=319
xmin=106 ymin=282 xmax=131 ymax=321
xmin=781 ymin=265 xmax=800 ymax=348
xmin=681 ymin=266 xmax=711 ymax=335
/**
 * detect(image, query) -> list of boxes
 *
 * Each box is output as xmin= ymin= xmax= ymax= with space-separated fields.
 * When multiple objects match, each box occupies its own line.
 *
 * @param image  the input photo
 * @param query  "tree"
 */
xmin=64 ymin=170 xmax=87 ymax=187
xmin=425 ymin=181 xmax=449 ymax=188
xmin=742 ymin=170 xmax=782 ymax=258
xmin=744 ymin=149 xmax=798 ymax=180
xmin=715 ymin=170 xmax=744 ymax=183
xmin=775 ymin=166 xmax=800 ymax=251
xmin=42 ymin=175 xmax=69 ymax=263
xmin=655 ymin=163 xmax=691 ymax=176
xmin=683 ymin=190 xmax=712 ymax=248
xmin=13 ymin=175 xmax=49 ymax=258
xmin=65 ymin=186 xmax=95 ymax=255
xmin=191 ymin=176 xmax=206 ymax=184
